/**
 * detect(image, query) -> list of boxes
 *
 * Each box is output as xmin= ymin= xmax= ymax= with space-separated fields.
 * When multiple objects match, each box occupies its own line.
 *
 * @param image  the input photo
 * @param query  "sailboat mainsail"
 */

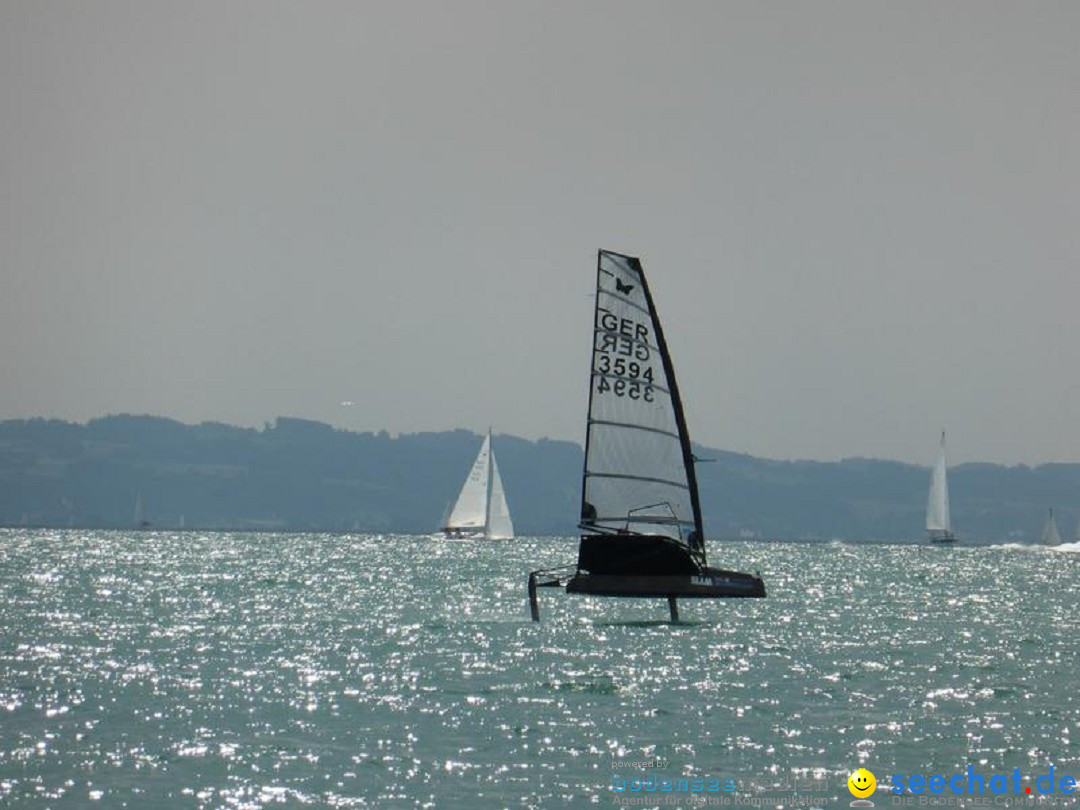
xmin=442 ymin=431 xmax=514 ymax=540
xmin=926 ymin=431 xmax=956 ymax=543
xmin=1041 ymin=508 xmax=1062 ymax=547
xmin=577 ymin=249 xmax=704 ymax=569
xmin=528 ymin=249 xmax=765 ymax=621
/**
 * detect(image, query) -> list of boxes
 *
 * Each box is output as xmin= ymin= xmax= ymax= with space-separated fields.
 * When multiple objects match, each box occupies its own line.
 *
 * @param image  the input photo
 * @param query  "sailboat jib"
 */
xmin=926 ymin=431 xmax=956 ymax=544
xmin=441 ymin=431 xmax=514 ymax=540
xmin=485 ymin=453 xmax=515 ymax=540
xmin=528 ymin=249 xmax=764 ymax=620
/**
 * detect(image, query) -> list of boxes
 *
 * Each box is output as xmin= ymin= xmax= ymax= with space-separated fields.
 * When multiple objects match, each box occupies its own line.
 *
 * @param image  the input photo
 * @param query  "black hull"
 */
xmin=928 ymin=532 xmax=957 ymax=544
xmin=566 ymin=568 xmax=766 ymax=599
xmin=576 ymin=533 xmax=700 ymax=576
xmin=568 ymin=533 xmax=765 ymax=599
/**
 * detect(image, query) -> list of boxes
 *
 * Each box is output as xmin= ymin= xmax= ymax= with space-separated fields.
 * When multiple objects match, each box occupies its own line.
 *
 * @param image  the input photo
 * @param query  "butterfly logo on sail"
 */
xmin=615 ymin=278 xmax=635 ymax=295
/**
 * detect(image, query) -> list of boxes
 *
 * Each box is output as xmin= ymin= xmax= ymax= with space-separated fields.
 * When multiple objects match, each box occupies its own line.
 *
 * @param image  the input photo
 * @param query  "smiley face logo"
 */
xmin=848 ymin=768 xmax=876 ymax=799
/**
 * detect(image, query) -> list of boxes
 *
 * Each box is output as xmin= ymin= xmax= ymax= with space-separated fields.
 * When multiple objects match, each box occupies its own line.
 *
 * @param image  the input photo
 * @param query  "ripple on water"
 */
xmin=1 ymin=530 xmax=1078 ymax=807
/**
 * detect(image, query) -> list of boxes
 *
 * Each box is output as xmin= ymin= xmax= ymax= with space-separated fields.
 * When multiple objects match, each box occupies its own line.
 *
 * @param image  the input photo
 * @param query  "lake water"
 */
xmin=2 ymin=530 xmax=1079 ymax=808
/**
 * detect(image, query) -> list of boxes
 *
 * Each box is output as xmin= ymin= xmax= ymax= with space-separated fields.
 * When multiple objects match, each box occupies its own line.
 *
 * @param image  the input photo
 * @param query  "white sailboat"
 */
xmin=926 ymin=431 xmax=956 ymax=544
xmin=133 ymin=492 xmax=151 ymax=529
xmin=1041 ymin=508 xmax=1062 ymax=547
xmin=441 ymin=431 xmax=514 ymax=540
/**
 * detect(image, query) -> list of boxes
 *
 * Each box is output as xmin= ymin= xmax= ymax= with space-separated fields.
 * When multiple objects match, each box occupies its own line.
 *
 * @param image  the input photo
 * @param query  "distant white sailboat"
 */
xmin=926 ymin=431 xmax=956 ymax=544
xmin=441 ymin=431 xmax=514 ymax=540
xmin=1041 ymin=508 xmax=1062 ymax=547
xmin=133 ymin=493 xmax=151 ymax=528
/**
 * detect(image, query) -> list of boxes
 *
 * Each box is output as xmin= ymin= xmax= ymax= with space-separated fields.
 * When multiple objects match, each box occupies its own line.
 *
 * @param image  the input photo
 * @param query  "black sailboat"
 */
xmin=529 ymin=250 xmax=766 ymax=621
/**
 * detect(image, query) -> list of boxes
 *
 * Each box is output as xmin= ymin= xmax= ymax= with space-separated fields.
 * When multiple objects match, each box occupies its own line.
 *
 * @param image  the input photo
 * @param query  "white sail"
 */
xmin=530 ymin=248 xmax=766 ymax=619
xmin=581 ymin=251 xmax=698 ymax=546
xmin=444 ymin=434 xmax=491 ymax=532
xmin=442 ymin=431 xmax=514 ymax=539
xmin=1041 ymin=509 xmax=1062 ymax=546
xmin=485 ymin=453 xmax=515 ymax=540
xmin=925 ymin=431 xmax=951 ymax=536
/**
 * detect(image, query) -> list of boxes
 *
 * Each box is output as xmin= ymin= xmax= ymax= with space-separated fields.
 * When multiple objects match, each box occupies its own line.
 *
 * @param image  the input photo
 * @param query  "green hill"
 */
xmin=1 ymin=415 xmax=1076 ymax=542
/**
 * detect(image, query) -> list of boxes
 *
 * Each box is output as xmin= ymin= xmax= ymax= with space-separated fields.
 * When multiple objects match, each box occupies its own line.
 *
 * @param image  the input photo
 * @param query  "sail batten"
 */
xmin=598 ymin=289 xmax=653 ymax=318
xmin=586 ymin=514 xmax=692 ymax=525
xmin=586 ymin=419 xmax=681 ymax=441
xmin=584 ymin=472 xmax=692 ymax=490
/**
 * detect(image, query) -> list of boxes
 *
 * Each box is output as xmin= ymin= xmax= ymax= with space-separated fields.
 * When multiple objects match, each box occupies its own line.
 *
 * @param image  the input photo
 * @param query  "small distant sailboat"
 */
xmin=133 ymin=492 xmax=152 ymax=529
xmin=528 ymin=249 xmax=765 ymax=622
xmin=440 ymin=430 xmax=514 ymax=540
xmin=926 ymin=431 xmax=956 ymax=544
xmin=1041 ymin=508 xmax=1062 ymax=547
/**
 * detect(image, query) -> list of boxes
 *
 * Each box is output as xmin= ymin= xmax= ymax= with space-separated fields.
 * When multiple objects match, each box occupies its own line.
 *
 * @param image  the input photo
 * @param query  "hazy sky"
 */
xmin=2 ymin=2 xmax=1077 ymax=465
